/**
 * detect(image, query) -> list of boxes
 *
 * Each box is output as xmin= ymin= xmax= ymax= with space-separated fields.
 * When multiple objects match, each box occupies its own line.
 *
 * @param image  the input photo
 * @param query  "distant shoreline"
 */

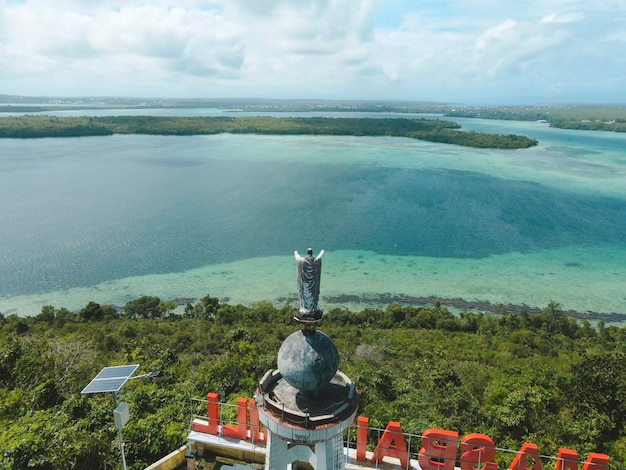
xmin=324 ymin=293 xmax=626 ymax=323
xmin=2 ymin=97 xmax=625 ymax=133
xmin=163 ymin=292 xmax=626 ymax=323
xmin=2 ymin=291 xmax=624 ymax=323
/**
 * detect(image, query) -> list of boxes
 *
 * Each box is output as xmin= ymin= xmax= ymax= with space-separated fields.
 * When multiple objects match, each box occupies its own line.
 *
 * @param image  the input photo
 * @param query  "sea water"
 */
xmin=1 ymin=116 xmax=625 ymax=318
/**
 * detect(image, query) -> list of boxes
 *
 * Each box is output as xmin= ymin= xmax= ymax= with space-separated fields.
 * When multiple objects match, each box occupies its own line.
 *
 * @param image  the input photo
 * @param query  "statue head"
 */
xmin=306 ymin=248 xmax=313 ymax=256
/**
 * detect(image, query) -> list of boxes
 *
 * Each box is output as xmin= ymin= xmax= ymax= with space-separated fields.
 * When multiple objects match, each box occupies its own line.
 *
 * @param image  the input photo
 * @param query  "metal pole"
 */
xmin=113 ymin=392 xmax=127 ymax=470
xmin=117 ymin=423 xmax=127 ymax=470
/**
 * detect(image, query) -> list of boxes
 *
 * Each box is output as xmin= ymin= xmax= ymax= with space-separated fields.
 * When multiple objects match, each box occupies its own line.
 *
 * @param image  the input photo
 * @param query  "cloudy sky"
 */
xmin=0 ymin=0 xmax=624 ymax=104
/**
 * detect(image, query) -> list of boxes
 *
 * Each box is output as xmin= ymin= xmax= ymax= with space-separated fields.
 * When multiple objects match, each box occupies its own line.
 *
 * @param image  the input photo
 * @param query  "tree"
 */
xmin=541 ymin=301 xmax=575 ymax=336
xmin=79 ymin=301 xmax=105 ymax=321
xmin=124 ymin=296 xmax=162 ymax=318
xmin=570 ymin=352 xmax=626 ymax=443
xmin=36 ymin=305 xmax=56 ymax=324
xmin=183 ymin=295 xmax=219 ymax=320
xmin=158 ymin=300 xmax=178 ymax=318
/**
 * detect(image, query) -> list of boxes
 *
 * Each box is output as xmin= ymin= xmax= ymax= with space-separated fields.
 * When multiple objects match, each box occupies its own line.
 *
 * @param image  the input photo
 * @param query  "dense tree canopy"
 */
xmin=445 ymin=105 xmax=626 ymax=132
xmin=0 ymin=115 xmax=538 ymax=148
xmin=1 ymin=298 xmax=625 ymax=469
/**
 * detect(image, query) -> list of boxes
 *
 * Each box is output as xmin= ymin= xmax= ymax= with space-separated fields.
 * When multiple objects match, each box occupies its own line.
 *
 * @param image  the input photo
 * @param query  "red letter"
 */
xmin=418 ymin=429 xmax=458 ymax=470
xmin=509 ymin=443 xmax=542 ymax=470
xmin=249 ymin=398 xmax=263 ymax=443
xmin=191 ymin=392 xmax=219 ymax=434
xmin=581 ymin=453 xmax=609 ymax=470
xmin=556 ymin=449 xmax=579 ymax=470
xmin=555 ymin=449 xmax=609 ymax=470
xmin=207 ymin=392 xmax=219 ymax=434
xmin=511 ymin=444 xmax=608 ymax=470
xmin=371 ymin=421 xmax=409 ymax=468
xmin=222 ymin=397 xmax=248 ymax=440
xmin=460 ymin=433 xmax=497 ymax=470
xmin=356 ymin=416 xmax=369 ymax=461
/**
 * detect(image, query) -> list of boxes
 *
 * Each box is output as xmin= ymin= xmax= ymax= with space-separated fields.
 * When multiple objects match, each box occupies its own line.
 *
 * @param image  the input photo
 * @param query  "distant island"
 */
xmin=443 ymin=105 xmax=626 ymax=132
xmin=0 ymin=115 xmax=538 ymax=149
xmin=3 ymin=93 xmax=624 ymax=133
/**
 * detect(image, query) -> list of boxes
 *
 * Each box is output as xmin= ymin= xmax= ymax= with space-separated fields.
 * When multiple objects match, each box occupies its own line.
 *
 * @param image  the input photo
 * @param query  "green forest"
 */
xmin=1 ymin=297 xmax=625 ymax=469
xmin=444 ymin=105 xmax=626 ymax=132
xmin=0 ymin=115 xmax=538 ymax=149
xmin=2 ymin=95 xmax=625 ymax=134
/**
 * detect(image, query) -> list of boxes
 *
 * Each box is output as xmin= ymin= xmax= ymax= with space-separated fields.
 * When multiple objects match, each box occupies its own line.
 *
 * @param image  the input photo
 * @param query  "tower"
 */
xmin=255 ymin=249 xmax=359 ymax=469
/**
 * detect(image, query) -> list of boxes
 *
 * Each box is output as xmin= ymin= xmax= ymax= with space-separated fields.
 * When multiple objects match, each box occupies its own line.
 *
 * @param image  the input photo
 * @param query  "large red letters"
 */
xmin=191 ymin=392 xmax=219 ymax=434
xmin=193 ymin=393 xmax=609 ymax=470
xmin=356 ymin=415 xmax=369 ymax=461
xmin=418 ymin=428 xmax=459 ymax=470
xmin=371 ymin=421 xmax=409 ymax=467
xmin=460 ymin=433 xmax=498 ymax=470
xmin=509 ymin=443 xmax=542 ymax=470
xmin=221 ymin=397 xmax=248 ymax=439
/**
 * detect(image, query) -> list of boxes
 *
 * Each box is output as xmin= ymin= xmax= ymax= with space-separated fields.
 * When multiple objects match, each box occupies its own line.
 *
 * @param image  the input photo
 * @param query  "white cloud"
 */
xmin=541 ymin=12 xmax=583 ymax=24
xmin=470 ymin=18 xmax=570 ymax=79
xmin=0 ymin=0 xmax=625 ymax=102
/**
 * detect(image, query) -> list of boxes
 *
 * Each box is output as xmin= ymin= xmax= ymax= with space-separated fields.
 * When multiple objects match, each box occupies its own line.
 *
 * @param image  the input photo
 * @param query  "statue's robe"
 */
xmin=295 ymin=251 xmax=323 ymax=314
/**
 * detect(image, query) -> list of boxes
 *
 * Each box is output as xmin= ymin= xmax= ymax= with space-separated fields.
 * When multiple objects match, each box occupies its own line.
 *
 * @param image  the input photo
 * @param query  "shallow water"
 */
xmin=1 ymin=114 xmax=625 ymax=318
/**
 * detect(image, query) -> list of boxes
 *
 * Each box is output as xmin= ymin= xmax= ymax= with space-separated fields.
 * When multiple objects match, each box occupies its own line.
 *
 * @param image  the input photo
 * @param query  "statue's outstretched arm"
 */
xmin=315 ymin=250 xmax=324 ymax=261
xmin=294 ymin=251 xmax=302 ymax=261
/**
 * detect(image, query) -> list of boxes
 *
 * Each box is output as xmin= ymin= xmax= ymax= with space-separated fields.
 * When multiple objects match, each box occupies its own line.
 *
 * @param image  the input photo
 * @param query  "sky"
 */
xmin=0 ymin=0 xmax=625 ymax=104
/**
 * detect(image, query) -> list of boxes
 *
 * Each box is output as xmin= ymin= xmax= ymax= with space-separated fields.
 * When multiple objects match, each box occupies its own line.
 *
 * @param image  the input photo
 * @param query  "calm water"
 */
xmin=1 ymin=112 xmax=625 ymax=318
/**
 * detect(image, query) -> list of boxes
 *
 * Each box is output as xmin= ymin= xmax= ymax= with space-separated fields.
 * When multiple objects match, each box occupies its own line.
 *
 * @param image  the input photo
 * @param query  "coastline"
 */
xmin=325 ymin=293 xmax=626 ymax=323
xmin=5 ymin=291 xmax=623 ymax=324
xmin=2 ymin=246 xmax=626 ymax=324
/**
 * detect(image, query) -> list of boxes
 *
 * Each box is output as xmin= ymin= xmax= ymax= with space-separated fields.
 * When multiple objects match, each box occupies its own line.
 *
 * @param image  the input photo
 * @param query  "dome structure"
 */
xmin=277 ymin=329 xmax=339 ymax=392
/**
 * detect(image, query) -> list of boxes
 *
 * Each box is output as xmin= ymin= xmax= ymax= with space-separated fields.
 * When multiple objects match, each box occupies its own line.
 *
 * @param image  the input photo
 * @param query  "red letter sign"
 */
xmin=372 ymin=421 xmax=409 ymax=468
xmin=191 ymin=392 xmax=219 ymax=434
xmin=460 ymin=433 xmax=497 ymax=470
xmin=509 ymin=443 xmax=542 ymax=470
xmin=581 ymin=453 xmax=609 ymax=470
xmin=356 ymin=416 xmax=369 ymax=461
xmin=222 ymin=397 xmax=248 ymax=440
xmin=418 ymin=429 xmax=459 ymax=470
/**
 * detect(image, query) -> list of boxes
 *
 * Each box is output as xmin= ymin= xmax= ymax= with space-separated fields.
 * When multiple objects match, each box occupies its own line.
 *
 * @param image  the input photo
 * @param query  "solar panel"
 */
xmin=82 ymin=377 xmax=128 ymax=394
xmin=94 ymin=365 xmax=139 ymax=380
xmin=81 ymin=364 xmax=139 ymax=394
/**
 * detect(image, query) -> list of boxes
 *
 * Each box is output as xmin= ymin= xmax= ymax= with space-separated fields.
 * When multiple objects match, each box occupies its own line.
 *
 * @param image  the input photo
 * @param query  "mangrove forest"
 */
xmin=0 ymin=115 xmax=539 ymax=149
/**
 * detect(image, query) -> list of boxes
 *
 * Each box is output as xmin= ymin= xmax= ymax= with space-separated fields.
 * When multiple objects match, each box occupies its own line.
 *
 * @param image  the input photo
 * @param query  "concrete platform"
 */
xmin=187 ymin=426 xmax=425 ymax=469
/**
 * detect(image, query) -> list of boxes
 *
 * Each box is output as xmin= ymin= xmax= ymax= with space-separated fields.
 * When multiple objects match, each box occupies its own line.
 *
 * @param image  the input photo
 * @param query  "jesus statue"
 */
xmin=294 ymin=248 xmax=324 ymax=319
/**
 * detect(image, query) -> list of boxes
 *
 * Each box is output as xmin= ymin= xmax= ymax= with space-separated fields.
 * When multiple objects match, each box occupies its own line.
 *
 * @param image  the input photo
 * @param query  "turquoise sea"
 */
xmin=1 ymin=111 xmax=625 ymax=320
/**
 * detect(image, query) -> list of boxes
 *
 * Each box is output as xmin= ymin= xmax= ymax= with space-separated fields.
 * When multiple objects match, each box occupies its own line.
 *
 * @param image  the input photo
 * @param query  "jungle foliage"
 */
xmin=1 ymin=298 xmax=625 ymax=469
xmin=445 ymin=105 xmax=626 ymax=132
xmin=0 ymin=115 xmax=538 ymax=148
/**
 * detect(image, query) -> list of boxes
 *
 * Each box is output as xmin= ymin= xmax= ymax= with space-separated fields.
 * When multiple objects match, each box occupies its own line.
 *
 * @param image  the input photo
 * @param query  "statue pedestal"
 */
xmin=294 ymin=309 xmax=323 ymax=333
xmin=256 ymin=368 xmax=359 ymax=470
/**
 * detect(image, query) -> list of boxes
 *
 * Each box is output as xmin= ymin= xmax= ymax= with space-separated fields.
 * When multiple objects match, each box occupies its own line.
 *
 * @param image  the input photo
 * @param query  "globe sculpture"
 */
xmin=277 ymin=329 xmax=339 ymax=392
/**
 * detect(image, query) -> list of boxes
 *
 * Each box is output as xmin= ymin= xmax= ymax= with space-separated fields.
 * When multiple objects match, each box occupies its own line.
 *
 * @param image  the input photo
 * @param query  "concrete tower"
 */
xmin=255 ymin=249 xmax=359 ymax=470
